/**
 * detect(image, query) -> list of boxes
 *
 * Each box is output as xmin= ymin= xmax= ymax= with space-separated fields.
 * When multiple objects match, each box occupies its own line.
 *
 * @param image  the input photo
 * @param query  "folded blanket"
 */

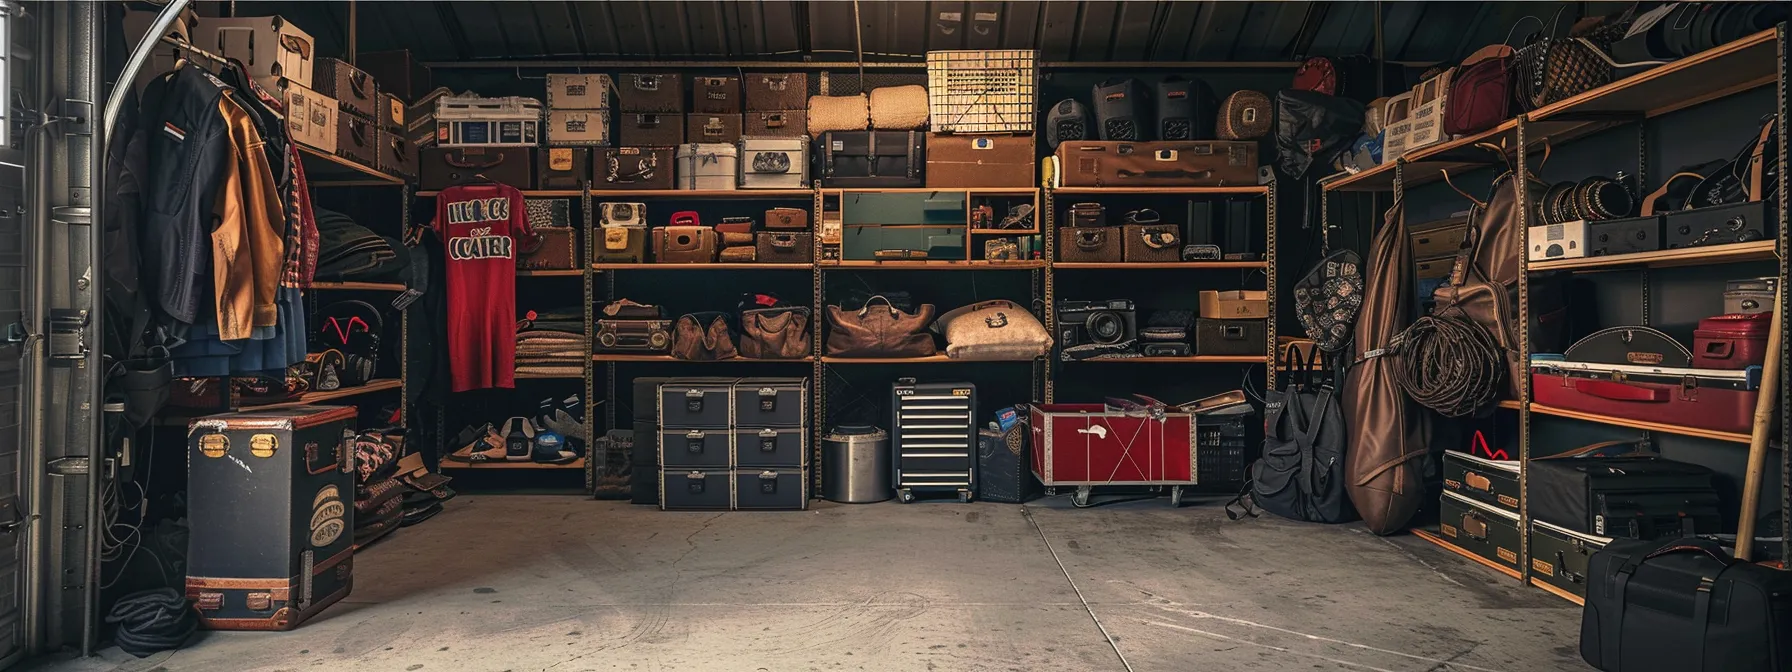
xmin=517 ymin=364 xmax=585 ymax=377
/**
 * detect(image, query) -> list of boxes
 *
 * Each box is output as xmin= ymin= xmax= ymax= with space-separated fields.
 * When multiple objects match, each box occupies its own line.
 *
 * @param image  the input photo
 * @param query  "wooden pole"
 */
xmin=1736 ymin=286 xmax=1784 ymax=562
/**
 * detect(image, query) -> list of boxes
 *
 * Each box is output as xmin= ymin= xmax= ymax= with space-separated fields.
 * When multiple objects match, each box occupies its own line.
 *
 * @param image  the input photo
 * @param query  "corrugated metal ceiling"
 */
xmin=258 ymin=1 xmax=1630 ymax=67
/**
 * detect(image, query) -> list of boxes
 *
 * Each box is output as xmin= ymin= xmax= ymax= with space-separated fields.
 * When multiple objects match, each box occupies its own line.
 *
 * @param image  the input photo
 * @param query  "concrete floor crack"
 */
xmin=1022 ymin=505 xmax=1135 ymax=672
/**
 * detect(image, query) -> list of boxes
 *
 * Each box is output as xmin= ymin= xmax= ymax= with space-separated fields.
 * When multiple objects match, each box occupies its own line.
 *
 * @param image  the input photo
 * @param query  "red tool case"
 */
xmin=1692 ymin=312 xmax=1771 ymax=369
xmin=1530 ymin=358 xmax=1762 ymax=434
xmin=1028 ymin=402 xmax=1197 ymax=505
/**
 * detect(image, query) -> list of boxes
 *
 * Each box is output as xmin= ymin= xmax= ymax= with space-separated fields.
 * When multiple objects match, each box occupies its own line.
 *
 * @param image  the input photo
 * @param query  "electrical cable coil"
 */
xmin=1391 ymin=314 xmax=1506 ymax=418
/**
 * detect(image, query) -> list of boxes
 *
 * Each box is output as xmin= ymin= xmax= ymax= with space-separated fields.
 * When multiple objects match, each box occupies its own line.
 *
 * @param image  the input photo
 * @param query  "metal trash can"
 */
xmin=821 ymin=425 xmax=892 ymax=503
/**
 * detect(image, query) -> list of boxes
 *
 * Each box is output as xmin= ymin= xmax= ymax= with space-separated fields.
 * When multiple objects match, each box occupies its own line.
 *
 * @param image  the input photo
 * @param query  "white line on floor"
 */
xmin=1143 ymin=620 xmax=1402 ymax=672
xmin=1024 ymin=505 xmax=1135 ymax=672
xmin=1144 ymin=606 xmax=1501 ymax=672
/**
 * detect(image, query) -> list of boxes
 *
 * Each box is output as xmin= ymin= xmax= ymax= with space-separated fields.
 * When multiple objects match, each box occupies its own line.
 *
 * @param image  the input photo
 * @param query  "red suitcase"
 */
xmin=1693 ymin=312 xmax=1770 ymax=369
xmin=1530 ymin=359 xmax=1761 ymax=434
xmin=1028 ymin=403 xmax=1197 ymax=501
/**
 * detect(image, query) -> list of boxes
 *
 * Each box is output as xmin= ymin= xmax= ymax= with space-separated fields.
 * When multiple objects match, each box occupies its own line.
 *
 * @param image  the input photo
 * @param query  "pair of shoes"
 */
xmin=536 ymin=395 xmax=587 ymax=444
xmin=446 ymin=423 xmax=508 ymax=463
xmin=504 ymin=416 xmax=580 ymax=464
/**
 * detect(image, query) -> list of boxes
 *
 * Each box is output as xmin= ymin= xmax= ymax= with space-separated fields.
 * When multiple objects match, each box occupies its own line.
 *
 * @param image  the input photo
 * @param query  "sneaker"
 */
xmin=538 ymin=395 xmax=589 ymax=444
xmin=532 ymin=431 xmax=578 ymax=464
xmin=445 ymin=424 xmax=507 ymax=463
xmin=501 ymin=417 xmax=536 ymax=462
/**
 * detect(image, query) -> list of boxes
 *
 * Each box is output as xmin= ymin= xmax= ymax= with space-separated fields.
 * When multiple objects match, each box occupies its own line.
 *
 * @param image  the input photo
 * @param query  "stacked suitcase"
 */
xmin=420 ymin=95 xmax=542 ymax=191
xmin=891 ymin=380 xmax=977 ymax=503
xmin=539 ymin=74 xmax=609 ymax=191
xmin=312 ymin=57 xmax=386 ymax=171
xmin=924 ymin=50 xmax=1037 ymax=189
xmin=657 ymin=377 xmax=810 ymax=510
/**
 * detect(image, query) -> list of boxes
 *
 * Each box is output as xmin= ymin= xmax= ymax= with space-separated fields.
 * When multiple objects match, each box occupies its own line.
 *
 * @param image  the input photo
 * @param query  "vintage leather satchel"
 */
xmin=1122 ymin=223 xmax=1181 ymax=263
xmin=1433 ymin=163 xmax=1551 ymax=400
xmin=652 ymin=226 xmax=719 ymax=263
xmin=1445 ymin=44 xmax=1516 ymax=136
xmin=933 ymin=300 xmax=1052 ymax=361
xmin=671 ymin=312 xmax=738 ymax=361
xmin=765 ymin=207 xmax=808 ymax=230
xmin=825 ymin=295 xmax=937 ymax=358
xmin=739 ymin=306 xmax=812 ymax=360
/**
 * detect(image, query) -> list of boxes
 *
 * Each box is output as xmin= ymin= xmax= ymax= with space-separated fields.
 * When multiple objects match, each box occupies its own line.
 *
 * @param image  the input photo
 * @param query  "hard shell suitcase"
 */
xmin=733 ymin=377 xmax=807 ymax=428
xmin=657 ymin=377 xmax=736 ymax=428
xmin=617 ymin=113 xmax=685 ymax=147
xmin=660 ymin=429 xmax=731 ymax=468
xmin=536 ymin=147 xmax=589 ymax=190
xmin=1530 ymin=359 xmax=1761 ymax=435
xmin=546 ymin=109 xmax=612 ymax=146
xmin=419 ymin=147 xmax=534 ymax=191
xmin=686 ymin=114 xmax=743 ymax=145
xmin=1692 ymin=312 xmax=1770 ymax=369
xmin=1723 ymin=277 xmax=1776 ymax=315
xmin=1439 ymin=490 xmax=1523 ymax=573
xmin=186 ymin=406 xmax=355 ymax=630
xmin=744 ymin=110 xmax=808 ymax=138
xmin=925 ymin=134 xmax=1035 ymax=188
xmin=738 ymin=136 xmax=810 ymax=189
xmin=596 ymin=147 xmax=673 ymax=191
xmin=1580 ymin=537 xmax=1792 ymax=672
xmin=661 ymin=470 xmax=731 ymax=510
xmin=674 ymin=143 xmax=739 ymax=191
xmin=744 ymin=73 xmax=808 ymax=112
xmin=545 ymin=73 xmax=612 ymax=110
xmin=1531 ymin=519 xmax=1610 ymax=599
xmin=691 ymin=76 xmax=743 ymax=114
xmin=314 ymin=58 xmax=379 ymax=120
xmin=1665 ymin=201 xmax=1775 ymax=249
xmin=616 ymin=73 xmax=684 ymax=113
xmin=653 ymin=226 xmax=720 ymax=263
xmin=1529 ymin=442 xmax=1723 ymax=540
xmin=592 ymin=226 xmax=646 ymax=263
xmin=1443 ymin=450 xmax=1520 ymax=513
xmin=814 ymin=131 xmax=926 ymax=188
xmin=336 ymin=115 xmax=377 ymax=167
xmin=1053 ymin=141 xmax=1259 ymax=188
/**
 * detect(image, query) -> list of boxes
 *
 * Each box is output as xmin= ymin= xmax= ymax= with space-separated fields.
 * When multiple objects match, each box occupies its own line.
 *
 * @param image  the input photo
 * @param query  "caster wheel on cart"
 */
xmin=1169 ymin=486 xmax=1184 ymax=508
xmin=1044 ymin=487 xmax=1057 ymax=496
xmin=1072 ymin=487 xmax=1093 ymax=508
xmin=958 ymin=490 xmax=973 ymax=503
xmin=899 ymin=489 xmax=916 ymax=503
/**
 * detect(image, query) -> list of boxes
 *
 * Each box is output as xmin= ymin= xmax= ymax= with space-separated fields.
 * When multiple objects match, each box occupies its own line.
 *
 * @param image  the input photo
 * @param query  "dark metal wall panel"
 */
xmin=926 ymin=1 xmax=970 ymax=52
xmin=1000 ymin=1 xmax=1043 ymax=51
xmin=533 ymin=2 xmax=585 ymax=57
xmin=571 ymin=2 xmax=623 ymax=57
xmin=964 ymin=1 xmax=1005 ymax=50
xmin=1150 ymin=1 xmax=1202 ymax=60
xmin=760 ymin=0 xmax=806 ymax=55
xmin=1036 ymin=1 xmax=1080 ymax=61
xmin=806 ymin=0 xmax=857 ymax=56
xmin=610 ymin=1 xmax=658 ymax=57
xmin=1188 ymin=2 xmax=1250 ymax=60
xmin=686 ymin=1 xmax=734 ymax=57
xmin=449 ymin=2 xmax=513 ymax=57
xmin=646 ymin=1 xmax=694 ymax=56
xmin=1071 ymin=1 xmax=1116 ymax=61
xmin=1108 ymin=1 xmax=1159 ymax=62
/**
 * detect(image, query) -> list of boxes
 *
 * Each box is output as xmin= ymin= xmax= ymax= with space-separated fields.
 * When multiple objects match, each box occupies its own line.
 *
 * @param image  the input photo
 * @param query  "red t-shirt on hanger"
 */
xmin=431 ymin=183 xmax=538 ymax=392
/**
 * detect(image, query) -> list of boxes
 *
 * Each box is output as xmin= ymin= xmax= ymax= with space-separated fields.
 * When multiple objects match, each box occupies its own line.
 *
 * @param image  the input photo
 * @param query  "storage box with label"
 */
xmin=546 ymin=73 xmax=613 ymax=110
xmin=281 ymin=81 xmax=338 ymax=154
xmin=435 ymin=95 xmax=543 ymax=147
xmin=675 ymin=143 xmax=739 ymax=191
xmin=1199 ymin=290 xmax=1269 ymax=319
xmin=547 ymin=109 xmax=612 ymax=146
xmin=195 ymin=15 xmax=315 ymax=91
xmin=1406 ymin=69 xmax=1453 ymax=150
xmin=1381 ymin=92 xmax=1415 ymax=162
xmin=738 ymin=136 xmax=809 ymax=189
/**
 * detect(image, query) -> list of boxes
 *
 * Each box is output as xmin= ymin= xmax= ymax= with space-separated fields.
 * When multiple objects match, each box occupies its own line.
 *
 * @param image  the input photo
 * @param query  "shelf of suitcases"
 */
xmin=592 ymin=354 xmax=814 ymax=363
xmin=413 ymin=189 xmax=813 ymax=198
xmin=1066 ymin=355 xmax=1266 ymax=364
xmin=821 ymin=355 xmax=1041 ymax=364
xmin=439 ymin=458 xmax=586 ymax=471
xmin=1047 ymin=186 xmax=1270 ymax=196
xmin=1053 ymin=261 xmax=1269 ymax=270
xmin=297 ymin=146 xmax=407 ymax=187
xmin=1526 ymin=240 xmax=1780 ymax=273
xmin=309 ymin=281 xmax=408 ymax=291
xmin=1322 ymin=28 xmax=1778 ymax=194
xmin=590 ymin=263 xmax=812 ymax=271
xmin=822 ymin=260 xmax=1046 ymax=270
xmin=1527 ymin=403 xmax=1757 ymax=444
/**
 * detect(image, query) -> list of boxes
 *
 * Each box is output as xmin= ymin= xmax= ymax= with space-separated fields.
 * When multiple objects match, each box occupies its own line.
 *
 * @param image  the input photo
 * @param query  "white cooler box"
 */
xmin=675 ymin=143 xmax=739 ymax=191
xmin=737 ymin=136 xmax=809 ymax=189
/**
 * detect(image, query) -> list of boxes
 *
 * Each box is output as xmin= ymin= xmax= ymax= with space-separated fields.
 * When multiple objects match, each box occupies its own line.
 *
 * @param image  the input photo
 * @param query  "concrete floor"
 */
xmin=33 ymin=495 xmax=1587 ymax=672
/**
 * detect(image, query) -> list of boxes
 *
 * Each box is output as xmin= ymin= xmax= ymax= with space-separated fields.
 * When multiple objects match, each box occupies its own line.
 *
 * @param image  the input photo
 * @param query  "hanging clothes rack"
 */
xmin=159 ymin=35 xmax=229 ymax=68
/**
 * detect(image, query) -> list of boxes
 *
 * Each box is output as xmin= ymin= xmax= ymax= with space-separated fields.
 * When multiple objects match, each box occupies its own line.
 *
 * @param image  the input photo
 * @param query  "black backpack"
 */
xmin=1231 ymin=348 xmax=1356 ymax=523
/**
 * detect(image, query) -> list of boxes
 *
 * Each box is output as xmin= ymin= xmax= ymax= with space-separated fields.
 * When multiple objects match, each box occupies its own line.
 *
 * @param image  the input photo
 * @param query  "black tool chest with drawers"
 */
xmin=891 ymin=380 xmax=978 ymax=503
xmin=657 ymin=377 xmax=810 ymax=510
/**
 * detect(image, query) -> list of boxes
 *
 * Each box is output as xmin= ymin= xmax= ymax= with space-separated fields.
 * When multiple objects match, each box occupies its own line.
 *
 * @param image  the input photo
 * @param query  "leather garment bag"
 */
xmin=1434 ymin=168 xmax=1550 ymax=400
xmin=824 ymin=295 xmax=936 ymax=357
xmin=1342 ymin=195 xmax=1433 ymax=535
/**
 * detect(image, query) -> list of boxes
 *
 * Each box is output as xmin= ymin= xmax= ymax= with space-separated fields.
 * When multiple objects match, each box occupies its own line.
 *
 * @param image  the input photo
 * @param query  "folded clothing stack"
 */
xmin=352 ymin=428 xmax=407 ymax=548
xmin=517 ymin=308 xmax=585 ymax=377
xmin=313 ymin=208 xmax=397 ymax=279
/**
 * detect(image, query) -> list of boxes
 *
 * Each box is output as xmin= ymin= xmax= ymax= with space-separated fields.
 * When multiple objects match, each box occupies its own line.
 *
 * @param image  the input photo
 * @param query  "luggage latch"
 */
xmin=1678 ymin=375 xmax=1699 ymax=401
xmin=759 ymin=471 xmax=779 ymax=493
xmin=758 ymin=387 xmax=778 ymax=412
xmin=685 ymin=388 xmax=706 ymax=412
xmin=48 ymin=309 xmax=89 ymax=361
xmin=686 ymin=472 xmax=707 ymax=494
xmin=759 ymin=428 xmax=778 ymax=452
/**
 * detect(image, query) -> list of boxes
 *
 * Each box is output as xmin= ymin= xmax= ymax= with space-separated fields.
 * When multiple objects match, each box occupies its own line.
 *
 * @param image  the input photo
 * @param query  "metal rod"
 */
xmin=102 ymin=0 xmax=192 ymax=141
xmin=20 ymin=1 xmax=51 ymax=654
xmin=79 ymin=0 xmax=105 ymax=654
xmin=1514 ymin=114 xmax=1533 ymax=585
xmin=347 ymin=0 xmax=357 ymax=65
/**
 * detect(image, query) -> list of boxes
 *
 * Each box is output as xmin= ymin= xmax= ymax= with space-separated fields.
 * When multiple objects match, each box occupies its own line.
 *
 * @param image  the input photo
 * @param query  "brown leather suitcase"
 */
xmin=518 ymin=228 xmax=578 ymax=270
xmin=653 ymin=226 xmax=719 ymax=263
xmin=336 ymin=115 xmax=377 ymax=167
xmin=686 ymin=114 xmax=743 ymax=145
xmin=1053 ymin=141 xmax=1259 ymax=188
xmin=715 ymin=216 xmax=755 ymax=235
xmin=593 ymin=227 xmax=646 ymax=263
xmin=374 ymin=128 xmax=417 ymax=179
xmin=314 ymin=57 xmax=380 ymax=120
xmin=744 ymin=73 xmax=808 ymax=111
xmin=757 ymin=232 xmax=814 ymax=263
xmin=595 ymin=147 xmax=673 ymax=191
xmin=376 ymin=93 xmax=404 ymax=132
xmin=926 ymin=134 xmax=1035 ymax=188
xmin=536 ymin=147 xmax=589 ymax=190
xmin=692 ymin=76 xmax=743 ymax=114
xmin=1058 ymin=227 xmax=1123 ymax=263
xmin=1123 ymin=223 xmax=1182 ymax=262
xmin=616 ymin=73 xmax=683 ymax=113
xmin=419 ymin=146 xmax=534 ymax=191
xmin=617 ymin=113 xmax=685 ymax=147
xmin=744 ymin=110 xmax=808 ymax=138
xmin=765 ymin=207 xmax=808 ymax=230
xmin=721 ymin=231 xmax=754 ymax=246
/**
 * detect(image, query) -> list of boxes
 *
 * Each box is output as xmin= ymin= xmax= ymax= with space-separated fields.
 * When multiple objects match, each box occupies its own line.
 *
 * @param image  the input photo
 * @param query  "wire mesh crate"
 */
xmin=926 ymin=50 xmax=1036 ymax=134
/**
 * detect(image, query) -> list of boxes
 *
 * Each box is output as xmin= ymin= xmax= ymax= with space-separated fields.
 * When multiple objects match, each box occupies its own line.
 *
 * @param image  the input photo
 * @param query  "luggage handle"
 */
xmin=684 ymin=430 xmax=706 ymax=454
xmin=764 ymin=113 xmax=787 ymax=128
xmin=1570 ymin=378 xmax=1666 ymax=403
xmin=1464 ymin=471 xmax=1493 ymax=493
xmin=1073 ymin=229 xmax=1108 ymax=250
xmin=1461 ymin=510 xmax=1490 ymax=541
xmin=1700 ymin=340 xmax=1735 ymax=360
xmin=347 ymin=67 xmax=371 ymax=99
xmin=445 ymin=150 xmax=504 ymax=169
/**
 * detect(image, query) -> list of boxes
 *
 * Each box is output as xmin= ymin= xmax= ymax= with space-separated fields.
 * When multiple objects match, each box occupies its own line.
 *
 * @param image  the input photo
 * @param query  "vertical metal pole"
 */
xmin=1778 ymin=22 xmax=1789 ymax=567
xmin=346 ymin=0 xmax=358 ymax=65
xmin=1265 ymin=175 xmax=1279 ymax=392
xmin=1514 ymin=115 xmax=1533 ymax=585
xmin=583 ymin=182 xmax=595 ymax=495
xmin=1041 ymin=180 xmax=1055 ymax=403
xmin=812 ymin=184 xmax=824 ymax=492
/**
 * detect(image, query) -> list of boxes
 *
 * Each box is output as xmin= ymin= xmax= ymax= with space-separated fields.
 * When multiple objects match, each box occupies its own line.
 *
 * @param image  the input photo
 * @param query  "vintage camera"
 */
xmin=600 ymin=202 xmax=646 ymax=228
xmin=1058 ymin=299 xmax=1137 ymax=358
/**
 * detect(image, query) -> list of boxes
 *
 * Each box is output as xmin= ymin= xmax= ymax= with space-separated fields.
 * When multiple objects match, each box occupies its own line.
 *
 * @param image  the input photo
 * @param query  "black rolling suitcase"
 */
xmin=1581 ymin=536 xmax=1792 ymax=671
xmin=1528 ymin=441 xmax=1722 ymax=540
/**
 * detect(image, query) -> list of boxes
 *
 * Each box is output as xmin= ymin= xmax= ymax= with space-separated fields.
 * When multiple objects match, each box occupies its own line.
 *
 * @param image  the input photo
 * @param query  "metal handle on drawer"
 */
xmin=685 ymin=389 xmax=705 ymax=412
xmin=685 ymin=472 xmax=706 ymax=494
xmin=758 ymin=428 xmax=778 ymax=452
xmin=685 ymin=430 xmax=705 ymax=453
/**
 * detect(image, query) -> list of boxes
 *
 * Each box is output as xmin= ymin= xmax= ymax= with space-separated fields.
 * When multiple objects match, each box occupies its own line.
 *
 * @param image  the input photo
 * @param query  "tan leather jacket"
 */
xmin=212 ymin=94 xmax=286 ymax=340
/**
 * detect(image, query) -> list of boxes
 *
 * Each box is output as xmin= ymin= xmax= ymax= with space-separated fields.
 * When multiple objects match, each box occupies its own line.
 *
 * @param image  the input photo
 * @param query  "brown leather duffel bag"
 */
xmin=739 ymin=307 xmax=811 ymax=360
xmin=825 ymin=295 xmax=936 ymax=358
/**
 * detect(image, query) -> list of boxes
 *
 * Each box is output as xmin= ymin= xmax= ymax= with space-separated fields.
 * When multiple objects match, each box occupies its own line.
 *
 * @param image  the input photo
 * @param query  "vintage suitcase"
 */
xmin=195 ymin=15 xmax=315 ymax=91
xmin=595 ymin=319 xmax=671 ymax=354
xmin=738 ymin=136 xmax=809 ymax=189
xmin=418 ymin=147 xmax=534 ymax=191
xmin=658 ymin=377 xmax=737 ymax=428
xmin=545 ymin=73 xmax=612 ymax=110
xmin=596 ymin=147 xmax=673 ymax=191
xmin=374 ymin=129 xmax=418 ymax=180
xmin=1530 ymin=519 xmax=1609 ymax=599
xmin=1665 ymin=201 xmax=1776 ymax=250
xmin=686 ymin=114 xmax=743 ymax=145
xmin=406 ymin=87 xmax=454 ymax=149
xmin=734 ymin=427 xmax=807 ymax=468
xmin=617 ymin=113 xmax=685 ymax=147
xmin=616 ymin=73 xmax=684 ymax=113
xmin=335 ymin=115 xmax=377 ymax=167
xmin=1581 ymin=537 xmax=1792 ymax=672
xmin=1692 ymin=312 xmax=1770 ymax=369
xmin=893 ymin=380 xmax=977 ymax=502
xmin=1122 ymin=223 xmax=1181 ymax=262
xmin=546 ymin=109 xmax=612 ymax=146
xmin=653 ymin=226 xmax=720 ymax=263
xmin=374 ymin=94 xmax=404 ymax=134
xmin=1438 ymin=490 xmax=1522 ymax=574
xmin=1199 ymin=290 xmax=1270 ymax=319
xmin=282 ymin=82 xmax=338 ymax=155
xmin=592 ymin=226 xmax=646 ymax=263
xmin=1408 ymin=216 xmax=1469 ymax=260
xmin=925 ymin=134 xmax=1035 ymax=188
xmin=744 ymin=110 xmax=808 ymax=138
xmin=186 ymin=406 xmax=355 ymax=631
xmin=659 ymin=428 xmax=731 ymax=468
xmin=674 ymin=144 xmax=739 ymax=191
xmin=733 ymin=469 xmax=809 ymax=510
xmin=977 ymin=425 xmax=1039 ymax=503
xmin=1530 ymin=358 xmax=1761 ymax=435
xmin=314 ymin=58 xmax=379 ymax=120
xmin=435 ymin=96 xmax=542 ymax=146
xmin=1194 ymin=318 xmax=1266 ymax=356
xmin=1057 ymin=227 xmax=1122 ymax=263
xmin=721 ymin=231 xmax=754 ymax=247
xmin=1724 ymin=277 xmax=1776 ymax=315
xmin=744 ymin=73 xmax=809 ymax=112
xmin=1052 ymin=141 xmax=1259 ymax=188
xmin=756 ymin=232 xmax=814 ymax=263
xmin=1589 ymin=215 xmax=1663 ymax=257
xmin=358 ymin=49 xmax=431 ymax=102
xmin=517 ymin=228 xmax=577 ymax=270
xmin=629 ymin=377 xmax=672 ymax=504
xmin=1529 ymin=445 xmax=1723 ymax=540
xmin=765 ymin=207 xmax=808 ymax=230
xmin=661 ymin=470 xmax=731 ymax=510
xmin=536 ymin=147 xmax=589 ymax=190
xmin=691 ymin=76 xmax=743 ymax=114
xmin=1029 ymin=402 xmax=1196 ymax=486
xmin=814 ymin=131 xmax=926 ymax=188
xmin=1442 ymin=450 xmax=1520 ymax=513
xmin=715 ymin=216 xmax=755 ymax=235
xmin=733 ymin=377 xmax=807 ymax=428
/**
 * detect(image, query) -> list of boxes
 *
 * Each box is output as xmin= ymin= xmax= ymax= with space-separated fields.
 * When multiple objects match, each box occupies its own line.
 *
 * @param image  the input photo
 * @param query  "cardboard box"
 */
xmin=195 ymin=15 xmax=315 ymax=92
xmin=281 ymin=81 xmax=338 ymax=154
xmin=1199 ymin=290 xmax=1269 ymax=320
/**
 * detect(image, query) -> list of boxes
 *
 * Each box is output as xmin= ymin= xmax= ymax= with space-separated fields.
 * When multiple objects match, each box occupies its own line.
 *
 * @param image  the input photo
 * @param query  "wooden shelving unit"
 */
xmin=591 ymin=263 xmax=811 ymax=271
xmin=309 ymin=281 xmax=406 ymax=291
xmin=415 ymin=189 xmax=581 ymax=198
xmin=820 ymin=355 xmax=1040 ymax=364
xmin=1069 ymin=355 xmax=1266 ymax=364
xmin=593 ymin=354 xmax=813 ymax=363
xmin=517 ymin=269 xmax=585 ymax=277
xmin=418 ymin=188 xmax=813 ymax=198
xmin=440 ymin=458 xmax=586 ymax=470
xmin=297 ymin=146 xmax=405 ymax=186
xmin=1527 ymin=241 xmax=1779 ymax=272
xmin=1054 ymin=261 xmax=1268 ymax=270
xmin=824 ymin=260 xmax=1045 ymax=269
xmin=1050 ymin=185 xmax=1269 ymax=195
xmin=1529 ymin=404 xmax=1755 ymax=444
xmin=243 ymin=379 xmax=403 ymax=411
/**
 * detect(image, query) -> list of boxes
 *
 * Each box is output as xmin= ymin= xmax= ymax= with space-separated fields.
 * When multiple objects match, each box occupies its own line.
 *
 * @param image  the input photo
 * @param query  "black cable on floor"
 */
xmin=105 ymin=588 xmax=195 ymax=658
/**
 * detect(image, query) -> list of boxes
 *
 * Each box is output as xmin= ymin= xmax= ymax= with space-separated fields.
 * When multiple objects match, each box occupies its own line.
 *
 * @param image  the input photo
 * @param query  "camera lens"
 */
xmin=1088 ymin=311 xmax=1123 ymax=344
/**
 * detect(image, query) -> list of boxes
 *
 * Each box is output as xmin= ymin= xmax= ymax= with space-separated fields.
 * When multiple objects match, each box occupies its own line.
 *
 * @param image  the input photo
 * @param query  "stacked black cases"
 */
xmin=732 ymin=378 xmax=809 ymax=510
xmin=186 ymin=406 xmax=356 ymax=631
xmin=658 ymin=377 xmax=738 ymax=510
xmin=655 ymin=377 xmax=811 ymax=510
xmin=892 ymin=380 xmax=977 ymax=502
xmin=630 ymin=377 xmax=673 ymax=505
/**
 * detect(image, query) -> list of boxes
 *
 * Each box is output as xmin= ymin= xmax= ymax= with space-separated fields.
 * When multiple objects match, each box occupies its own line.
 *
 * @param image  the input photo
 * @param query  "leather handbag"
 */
xmin=1217 ymin=90 xmax=1272 ymax=140
xmin=671 ymin=312 xmax=738 ymax=360
xmin=756 ymin=232 xmax=813 ymax=263
xmin=652 ymin=226 xmax=719 ymax=263
xmin=1446 ymin=44 xmax=1517 ymax=136
xmin=825 ymin=295 xmax=937 ymax=358
xmin=1058 ymin=227 xmax=1122 ymax=263
xmin=739 ymin=306 xmax=812 ymax=360
xmin=1514 ymin=9 xmax=1631 ymax=110
xmin=1122 ymin=223 xmax=1181 ymax=263
xmin=765 ymin=207 xmax=808 ymax=230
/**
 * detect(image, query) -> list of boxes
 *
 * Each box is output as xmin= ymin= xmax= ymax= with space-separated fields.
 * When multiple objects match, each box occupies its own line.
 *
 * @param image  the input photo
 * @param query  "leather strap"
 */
xmin=1641 ymin=171 xmax=1706 ymax=216
xmin=1747 ymin=117 xmax=1773 ymax=202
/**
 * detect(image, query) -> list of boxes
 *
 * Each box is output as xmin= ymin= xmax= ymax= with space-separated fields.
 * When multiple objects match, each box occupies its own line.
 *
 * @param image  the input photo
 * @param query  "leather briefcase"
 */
xmin=336 ymin=115 xmax=377 ymax=167
xmin=1123 ymin=223 xmax=1181 ymax=262
xmin=1054 ymin=141 xmax=1259 ymax=187
xmin=536 ymin=147 xmax=589 ymax=190
xmin=1058 ymin=227 xmax=1122 ymax=263
xmin=517 ymin=228 xmax=577 ymax=270
xmin=691 ymin=76 xmax=743 ymax=114
xmin=595 ymin=147 xmax=673 ymax=191
xmin=653 ymin=226 xmax=719 ymax=263
xmin=615 ymin=73 xmax=683 ymax=113
xmin=593 ymin=226 xmax=646 ymax=263
xmin=616 ymin=113 xmax=685 ymax=147
xmin=314 ymin=57 xmax=380 ymax=120
xmin=671 ymin=312 xmax=739 ymax=361
xmin=765 ymin=207 xmax=808 ymax=230
xmin=744 ymin=73 xmax=808 ymax=112
xmin=744 ymin=111 xmax=808 ymax=138
xmin=375 ymin=128 xmax=417 ymax=179
xmin=757 ymin=232 xmax=813 ymax=263
xmin=1530 ymin=440 xmax=1721 ymax=540
xmin=739 ymin=306 xmax=811 ymax=360
xmin=419 ymin=146 xmax=534 ymax=191
xmin=925 ymin=134 xmax=1035 ymax=188
xmin=814 ymin=131 xmax=926 ymax=188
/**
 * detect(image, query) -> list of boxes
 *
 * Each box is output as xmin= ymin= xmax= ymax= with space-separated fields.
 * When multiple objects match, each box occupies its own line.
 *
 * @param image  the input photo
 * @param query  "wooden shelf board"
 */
xmin=593 ymin=355 xmax=813 ymax=363
xmin=1072 ymin=355 xmax=1265 ymax=363
xmin=1528 ymin=241 xmax=1779 ymax=272
xmin=516 ymin=269 xmax=586 ymax=277
xmin=309 ymin=281 xmax=406 ymax=291
xmin=1497 ymin=399 xmax=1524 ymax=411
xmin=243 ymin=379 xmax=403 ymax=411
xmin=597 ymin=189 xmax=810 ymax=197
xmin=591 ymin=263 xmax=811 ymax=270
xmin=825 ymin=187 xmax=1037 ymax=195
xmin=440 ymin=458 xmax=586 ymax=470
xmin=823 ymin=355 xmax=1040 ymax=364
xmin=1053 ymin=261 xmax=1267 ymax=269
xmin=843 ymin=223 xmax=966 ymax=229
xmin=1530 ymin=578 xmax=1587 ymax=606
xmin=515 ymin=372 xmax=585 ymax=379
xmin=824 ymin=260 xmax=1045 ymax=270
xmin=1411 ymin=528 xmax=1522 ymax=581
xmin=298 ymin=146 xmax=405 ymax=186
xmin=969 ymin=228 xmax=1040 ymax=235
xmin=416 ymin=189 xmax=580 ymax=197
xmin=1050 ymin=185 xmax=1268 ymax=195
xmin=1322 ymin=123 xmax=1515 ymax=192
xmin=1529 ymin=404 xmax=1753 ymax=444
